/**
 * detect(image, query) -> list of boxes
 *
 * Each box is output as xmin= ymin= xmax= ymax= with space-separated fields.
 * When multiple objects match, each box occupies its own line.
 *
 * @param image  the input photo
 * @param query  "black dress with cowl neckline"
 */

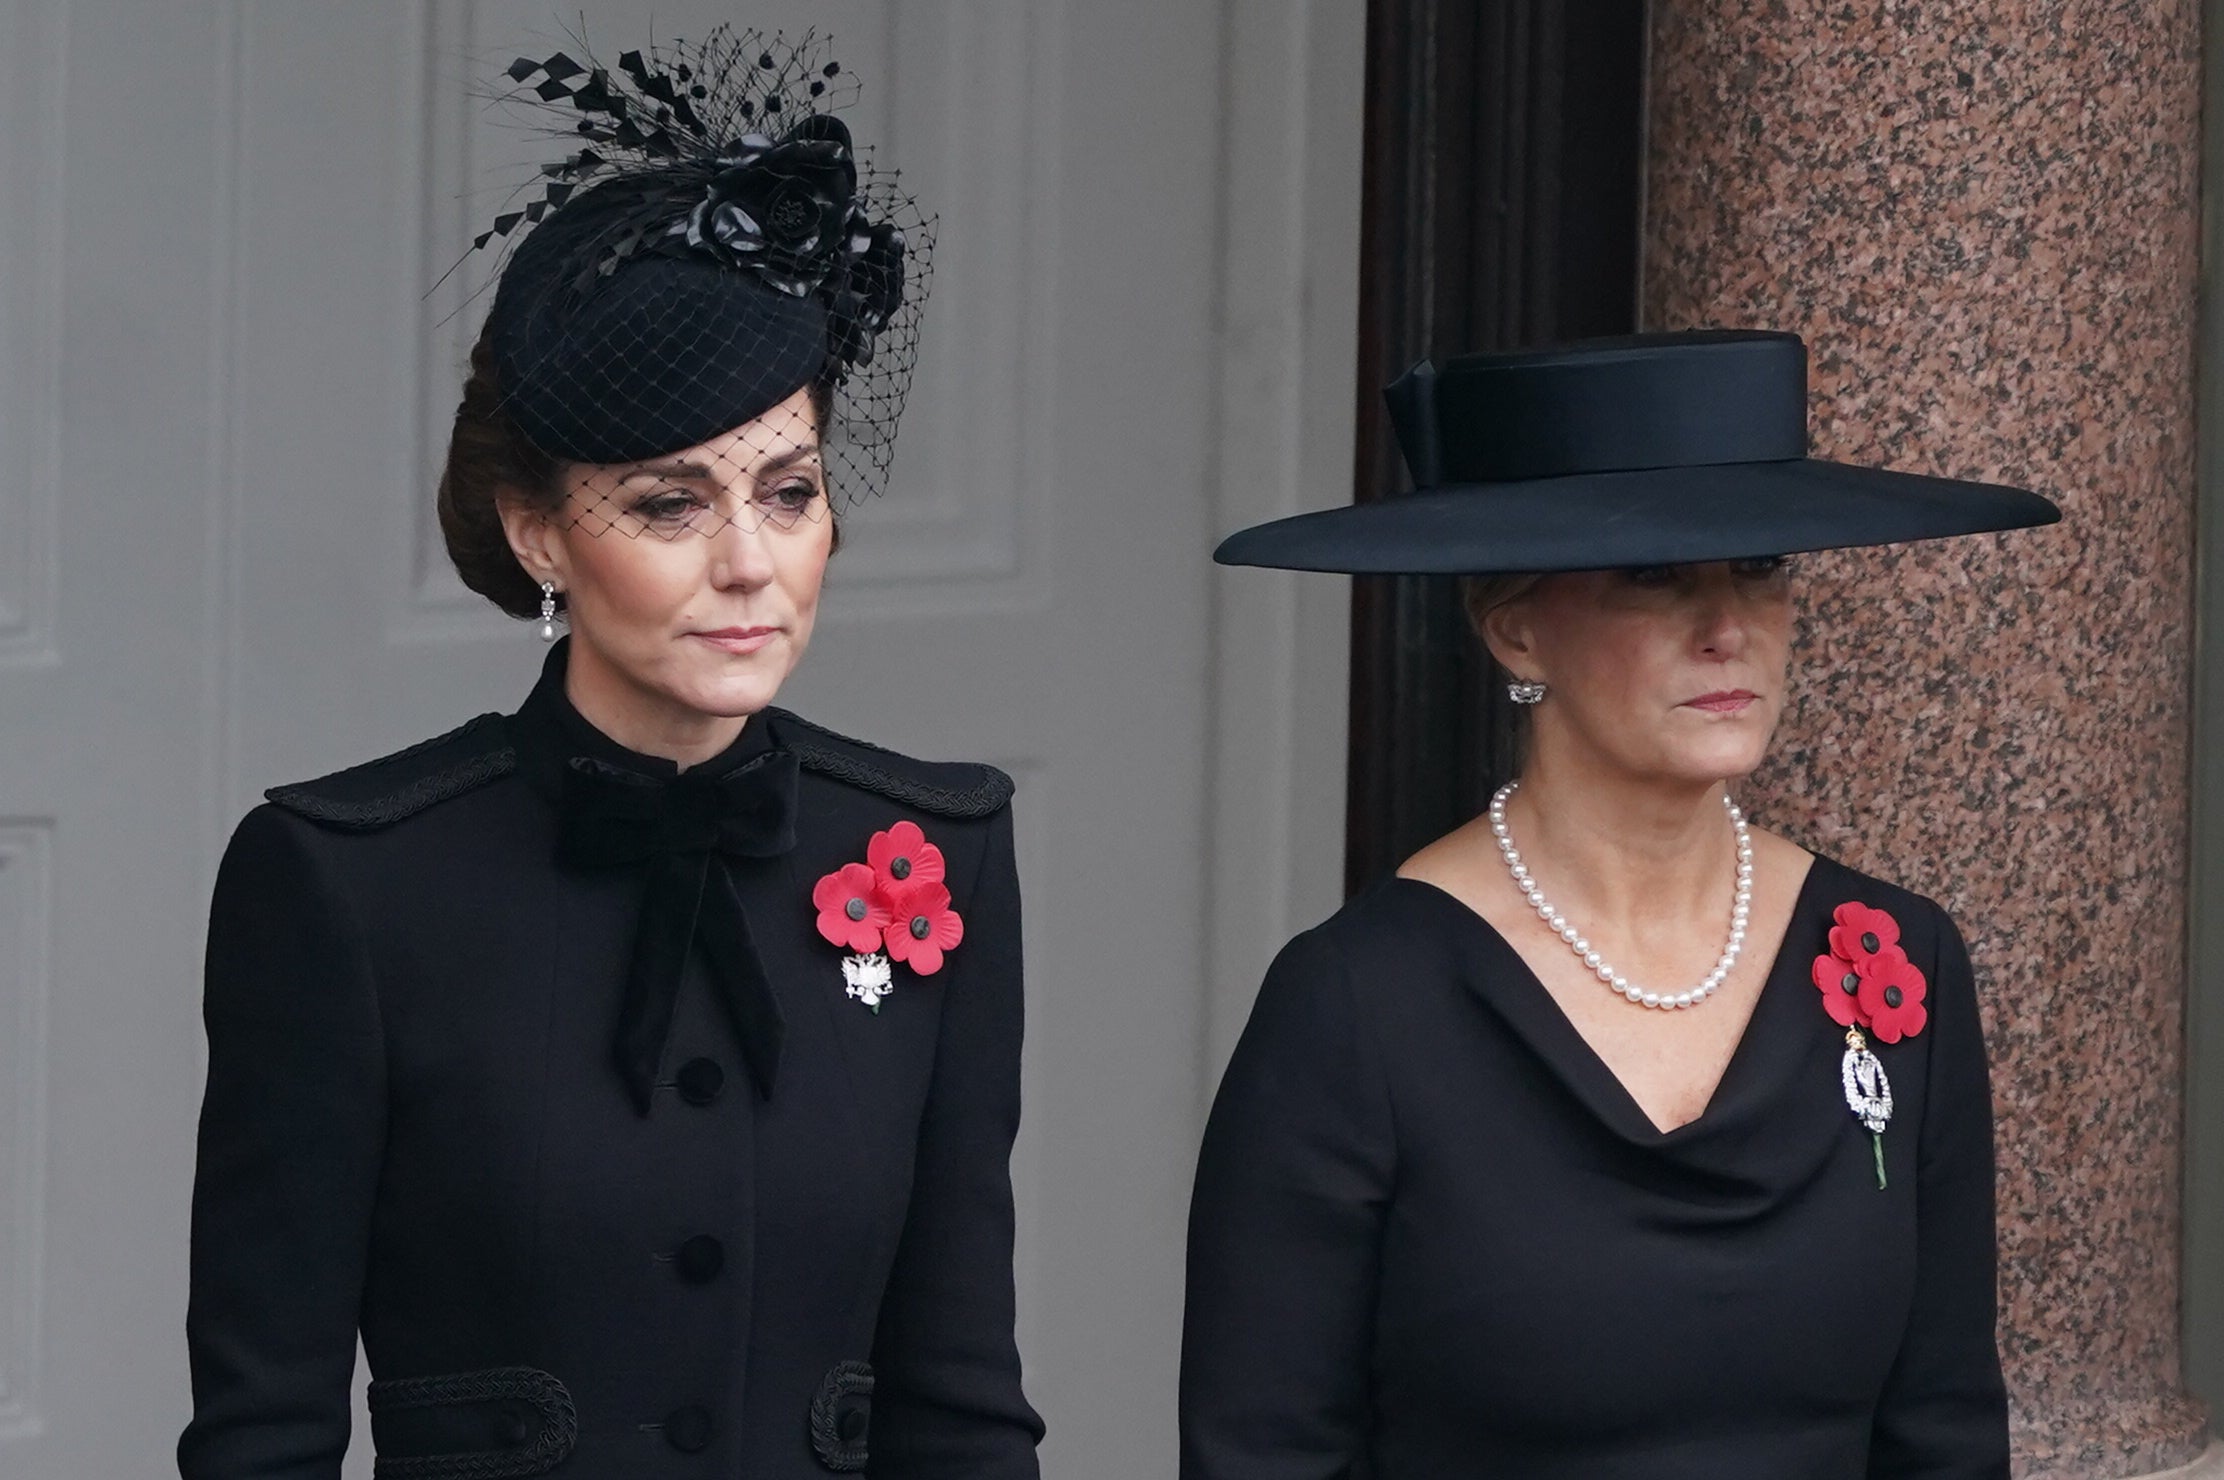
xmin=1181 ymin=853 xmax=2006 ymax=1479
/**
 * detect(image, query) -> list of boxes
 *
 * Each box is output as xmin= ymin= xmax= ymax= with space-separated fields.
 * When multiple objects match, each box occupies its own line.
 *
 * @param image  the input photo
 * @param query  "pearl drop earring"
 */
xmin=538 ymin=580 xmax=559 ymax=643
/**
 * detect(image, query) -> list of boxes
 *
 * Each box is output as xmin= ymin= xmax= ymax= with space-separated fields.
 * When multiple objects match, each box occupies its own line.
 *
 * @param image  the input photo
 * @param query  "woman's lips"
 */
xmin=691 ymin=627 xmax=779 ymax=655
xmin=1684 ymin=690 xmax=1758 ymax=713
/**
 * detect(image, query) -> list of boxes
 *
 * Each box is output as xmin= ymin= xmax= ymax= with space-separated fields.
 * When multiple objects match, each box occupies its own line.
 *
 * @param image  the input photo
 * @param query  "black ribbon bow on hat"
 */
xmin=558 ymin=749 xmax=801 ymax=1113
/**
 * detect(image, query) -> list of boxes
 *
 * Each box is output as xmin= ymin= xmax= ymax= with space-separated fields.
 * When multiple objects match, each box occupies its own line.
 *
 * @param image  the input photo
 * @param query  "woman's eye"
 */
xmin=630 ymin=489 xmax=705 ymax=522
xmin=1624 ymin=565 xmax=1678 ymax=587
xmin=1732 ymin=555 xmax=1792 ymax=579
xmin=760 ymin=480 xmax=823 ymax=514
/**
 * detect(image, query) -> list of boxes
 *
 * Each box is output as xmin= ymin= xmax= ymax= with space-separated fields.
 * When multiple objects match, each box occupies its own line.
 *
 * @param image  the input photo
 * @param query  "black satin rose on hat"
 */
xmin=684 ymin=114 xmax=860 ymax=297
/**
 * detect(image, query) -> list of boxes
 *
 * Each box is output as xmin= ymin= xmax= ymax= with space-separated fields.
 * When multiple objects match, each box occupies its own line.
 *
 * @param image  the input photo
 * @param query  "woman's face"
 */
xmin=505 ymin=386 xmax=836 ymax=727
xmin=1484 ymin=559 xmax=1796 ymax=788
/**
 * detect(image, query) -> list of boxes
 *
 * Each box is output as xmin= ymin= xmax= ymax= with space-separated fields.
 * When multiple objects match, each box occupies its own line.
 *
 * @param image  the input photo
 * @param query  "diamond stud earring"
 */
xmin=1508 ymin=679 xmax=1547 ymax=705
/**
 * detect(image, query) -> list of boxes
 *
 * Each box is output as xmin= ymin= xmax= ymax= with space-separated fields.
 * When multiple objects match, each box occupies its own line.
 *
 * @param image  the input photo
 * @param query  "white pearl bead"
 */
xmin=1582 ymin=950 xmax=1601 ymax=969
xmin=1640 ymin=992 xmax=1660 ymax=1008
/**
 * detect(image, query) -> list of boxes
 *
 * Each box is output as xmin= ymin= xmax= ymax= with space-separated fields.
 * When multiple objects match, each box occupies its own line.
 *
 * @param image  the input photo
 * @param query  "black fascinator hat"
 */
xmin=1213 ymin=331 xmax=2060 ymax=574
xmin=472 ymin=29 xmax=929 ymax=498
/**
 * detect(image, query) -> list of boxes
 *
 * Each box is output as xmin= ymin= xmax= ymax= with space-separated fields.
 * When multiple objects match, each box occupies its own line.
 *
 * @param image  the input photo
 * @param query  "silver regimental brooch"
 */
xmin=1841 ymin=1028 xmax=1894 ymax=1188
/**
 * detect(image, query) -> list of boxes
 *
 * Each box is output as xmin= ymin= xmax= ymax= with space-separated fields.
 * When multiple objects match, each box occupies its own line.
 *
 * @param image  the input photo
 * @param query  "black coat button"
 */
xmin=839 ymin=1407 xmax=868 ymax=1443
xmin=499 ymin=1404 xmax=533 ymax=1446
xmin=675 ymin=1234 xmax=725 ymax=1283
xmin=675 ymin=1058 xmax=724 ymax=1106
xmin=664 ymin=1405 xmax=713 ymax=1453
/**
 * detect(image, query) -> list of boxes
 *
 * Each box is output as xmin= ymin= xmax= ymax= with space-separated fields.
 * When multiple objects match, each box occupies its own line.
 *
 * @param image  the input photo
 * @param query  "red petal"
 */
xmin=1856 ymin=954 xmax=1928 ymax=1041
xmin=885 ymin=878 xmax=952 ymax=916
xmin=1812 ymin=954 xmax=1866 ymax=1027
xmin=867 ymin=820 xmax=923 ymax=874
xmin=867 ymin=821 xmax=946 ymax=888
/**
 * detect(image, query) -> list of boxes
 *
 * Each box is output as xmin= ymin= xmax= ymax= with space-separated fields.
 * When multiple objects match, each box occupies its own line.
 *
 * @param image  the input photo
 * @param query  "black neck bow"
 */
xmin=558 ymin=749 xmax=800 ymax=1113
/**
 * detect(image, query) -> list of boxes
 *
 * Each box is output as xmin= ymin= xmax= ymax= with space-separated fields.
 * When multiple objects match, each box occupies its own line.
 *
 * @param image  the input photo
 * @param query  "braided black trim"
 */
xmin=770 ymin=709 xmax=1013 ymax=819
xmin=809 ymin=1359 xmax=874 ymax=1472
xmin=367 ymin=1366 xmax=576 ymax=1479
xmin=266 ymin=715 xmax=515 ymax=830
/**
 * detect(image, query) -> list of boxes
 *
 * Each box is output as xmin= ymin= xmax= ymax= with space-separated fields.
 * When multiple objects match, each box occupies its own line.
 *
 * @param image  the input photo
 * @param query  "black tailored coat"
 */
xmin=180 ymin=642 xmax=1044 ymax=1479
xmin=1181 ymin=857 xmax=2007 ymax=1480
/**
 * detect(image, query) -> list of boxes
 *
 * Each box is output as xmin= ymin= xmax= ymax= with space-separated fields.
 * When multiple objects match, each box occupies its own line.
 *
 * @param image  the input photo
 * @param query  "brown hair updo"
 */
xmin=436 ymin=322 xmax=566 ymax=620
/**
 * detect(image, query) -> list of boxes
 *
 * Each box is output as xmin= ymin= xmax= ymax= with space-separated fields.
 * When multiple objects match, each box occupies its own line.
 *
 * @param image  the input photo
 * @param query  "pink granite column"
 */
xmin=1644 ymin=4 xmax=2212 ymax=1476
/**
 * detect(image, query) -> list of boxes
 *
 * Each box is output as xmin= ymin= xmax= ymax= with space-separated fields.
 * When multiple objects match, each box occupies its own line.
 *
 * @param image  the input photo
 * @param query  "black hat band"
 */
xmin=1387 ymin=331 xmax=1811 ymax=487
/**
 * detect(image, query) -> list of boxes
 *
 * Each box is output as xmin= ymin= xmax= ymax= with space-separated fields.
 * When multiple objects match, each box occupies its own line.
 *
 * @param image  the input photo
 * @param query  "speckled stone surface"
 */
xmin=1644 ymin=4 xmax=2208 ymax=1476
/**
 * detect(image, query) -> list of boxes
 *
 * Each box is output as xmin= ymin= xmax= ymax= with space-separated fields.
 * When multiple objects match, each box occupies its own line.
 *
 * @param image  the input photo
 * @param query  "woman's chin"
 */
xmin=669 ymin=663 xmax=794 ymax=721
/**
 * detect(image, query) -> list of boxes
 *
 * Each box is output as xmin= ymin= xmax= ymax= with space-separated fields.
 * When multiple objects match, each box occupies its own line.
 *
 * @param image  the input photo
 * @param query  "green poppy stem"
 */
xmin=1872 ymin=1131 xmax=1888 ymax=1190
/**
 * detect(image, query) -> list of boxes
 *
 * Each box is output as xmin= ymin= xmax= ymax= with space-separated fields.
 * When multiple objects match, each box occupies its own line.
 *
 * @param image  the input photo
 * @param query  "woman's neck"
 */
xmin=1501 ymin=754 xmax=1741 ymax=934
xmin=564 ymin=639 xmax=746 ymax=771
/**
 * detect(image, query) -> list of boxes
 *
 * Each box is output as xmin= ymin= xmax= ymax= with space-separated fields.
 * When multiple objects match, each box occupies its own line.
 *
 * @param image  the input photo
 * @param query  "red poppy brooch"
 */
xmin=811 ymin=820 xmax=964 ymax=1012
xmin=1810 ymin=901 xmax=1929 ymax=1188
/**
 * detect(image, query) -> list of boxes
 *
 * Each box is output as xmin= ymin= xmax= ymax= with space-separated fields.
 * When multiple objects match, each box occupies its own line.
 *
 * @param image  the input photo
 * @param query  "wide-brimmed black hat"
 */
xmin=1213 ymin=330 xmax=2060 ymax=574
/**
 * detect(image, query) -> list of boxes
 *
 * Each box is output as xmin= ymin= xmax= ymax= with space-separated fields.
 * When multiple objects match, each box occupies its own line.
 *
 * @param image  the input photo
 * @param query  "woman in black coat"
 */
xmin=1185 ymin=333 xmax=2060 ymax=1479
xmin=179 ymin=34 xmax=1042 ymax=1480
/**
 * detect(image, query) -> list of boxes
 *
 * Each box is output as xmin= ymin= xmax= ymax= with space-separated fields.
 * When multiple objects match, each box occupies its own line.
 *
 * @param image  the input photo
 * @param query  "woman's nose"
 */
xmin=1693 ymin=577 xmax=1750 ymax=657
xmin=706 ymin=505 xmax=778 ymax=588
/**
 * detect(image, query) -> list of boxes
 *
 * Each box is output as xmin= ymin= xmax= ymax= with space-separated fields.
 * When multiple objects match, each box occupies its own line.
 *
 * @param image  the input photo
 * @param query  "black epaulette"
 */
xmin=264 ymin=713 xmax=516 ymax=831
xmin=767 ymin=708 xmax=1014 ymax=819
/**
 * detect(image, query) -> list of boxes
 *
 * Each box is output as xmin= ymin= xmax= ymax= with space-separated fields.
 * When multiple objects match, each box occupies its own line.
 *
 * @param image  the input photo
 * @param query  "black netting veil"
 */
xmin=468 ymin=26 xmax=933 ymax=539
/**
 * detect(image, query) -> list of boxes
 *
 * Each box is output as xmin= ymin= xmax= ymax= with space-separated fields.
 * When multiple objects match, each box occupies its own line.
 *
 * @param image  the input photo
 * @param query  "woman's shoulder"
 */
xmin=764 ymin=707 xmax=1015 ymax=824
xmin=257 ymin=712 xmax=516 ymax=836
xmin=1259 ymin=876 xmax=1476 ymax=995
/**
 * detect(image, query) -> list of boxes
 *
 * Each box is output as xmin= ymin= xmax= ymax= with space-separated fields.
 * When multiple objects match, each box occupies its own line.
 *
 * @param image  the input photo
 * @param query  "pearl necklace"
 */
xmin=1488 ymin=781 xmax=1752 ymax=1011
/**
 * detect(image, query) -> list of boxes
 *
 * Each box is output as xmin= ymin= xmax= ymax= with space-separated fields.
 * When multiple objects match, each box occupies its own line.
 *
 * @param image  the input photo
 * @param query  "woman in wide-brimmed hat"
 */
xmin=1181 ymin=331 xmax=2054 ymax=1479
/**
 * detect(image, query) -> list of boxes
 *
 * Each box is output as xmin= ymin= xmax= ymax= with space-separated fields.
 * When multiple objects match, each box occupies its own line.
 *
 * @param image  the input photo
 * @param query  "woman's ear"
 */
xmin=1480 ymin=596 xmax=1538 ymax=680
xmin=497 ymin=493 xmax=566 ymax=590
